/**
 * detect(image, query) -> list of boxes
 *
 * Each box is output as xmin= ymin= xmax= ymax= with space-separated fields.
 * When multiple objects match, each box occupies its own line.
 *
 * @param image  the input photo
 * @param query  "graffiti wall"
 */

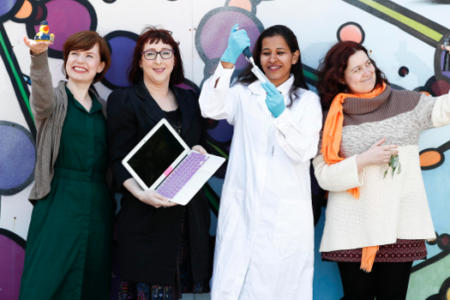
xmin=0 ymin=0 xmax=448 ymax=299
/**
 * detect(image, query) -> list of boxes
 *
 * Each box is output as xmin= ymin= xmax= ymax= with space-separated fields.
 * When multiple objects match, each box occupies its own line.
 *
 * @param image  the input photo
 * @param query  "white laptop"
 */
xmin=122 ymin=118 xmax=225 ymax=205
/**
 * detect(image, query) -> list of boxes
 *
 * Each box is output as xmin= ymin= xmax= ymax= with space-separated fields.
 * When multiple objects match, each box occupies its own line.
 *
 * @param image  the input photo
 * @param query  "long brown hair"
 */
xmin=317 ymin=41 xmax=387 ymax=110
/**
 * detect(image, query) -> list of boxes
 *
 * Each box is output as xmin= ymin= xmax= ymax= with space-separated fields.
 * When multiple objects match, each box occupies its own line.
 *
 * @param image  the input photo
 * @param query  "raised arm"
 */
xmin=198 ymin=24 xmax=250 ymax=124
xmin=24 ymin=37 xmax=55 ymax=121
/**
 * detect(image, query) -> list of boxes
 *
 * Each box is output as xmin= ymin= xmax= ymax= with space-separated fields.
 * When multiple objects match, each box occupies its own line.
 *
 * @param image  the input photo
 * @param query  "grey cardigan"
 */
xmin=29 ymin=51 xmax=105 ymax=201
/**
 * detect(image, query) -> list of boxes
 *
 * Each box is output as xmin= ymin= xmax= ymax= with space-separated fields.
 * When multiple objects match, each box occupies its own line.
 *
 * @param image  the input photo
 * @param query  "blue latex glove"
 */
xmin=220 ymin=24 xmax=251 ymax=64
xmin=261 ymin=82 xmax=285 ymax=118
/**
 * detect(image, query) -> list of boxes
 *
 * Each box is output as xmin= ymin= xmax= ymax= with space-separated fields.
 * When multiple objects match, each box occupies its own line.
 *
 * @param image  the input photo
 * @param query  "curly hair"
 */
xmin=317 ymin=41 xmax=387 ymax=110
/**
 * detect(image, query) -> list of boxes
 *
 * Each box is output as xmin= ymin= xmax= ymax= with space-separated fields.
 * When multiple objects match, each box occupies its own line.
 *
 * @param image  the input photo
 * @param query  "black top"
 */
xmin=106 ymin=82 xmax=210 ymax=284
xmin=164 ymin=107 xmax=182 ymax=135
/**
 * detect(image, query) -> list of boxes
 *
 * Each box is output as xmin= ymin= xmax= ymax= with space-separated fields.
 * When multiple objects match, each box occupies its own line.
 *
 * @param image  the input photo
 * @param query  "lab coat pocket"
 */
xmin=216 ymin=188 xmax=246 ymax=243
xmin=273 ymin=197 xmax=314 ymax=257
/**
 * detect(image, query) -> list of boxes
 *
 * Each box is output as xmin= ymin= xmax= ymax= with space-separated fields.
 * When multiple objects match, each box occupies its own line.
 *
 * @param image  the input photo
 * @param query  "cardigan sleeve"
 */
xmin=313 ymin=154 xmax=364 ymax=192
xmin=30 ymin=51 xmax=55 ymax=121
xmin=199 ymin=63 xmax=238 ymax=125
xmin=106 ymin=89 xmax=138 ymax=188
xmin=273 ymin=91 xmax=323 ymax=163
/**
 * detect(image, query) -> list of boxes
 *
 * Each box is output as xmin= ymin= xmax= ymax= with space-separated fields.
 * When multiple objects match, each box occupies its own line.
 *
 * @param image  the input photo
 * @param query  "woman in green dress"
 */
xmin=19 ymin=31 xmax=113 ymax=300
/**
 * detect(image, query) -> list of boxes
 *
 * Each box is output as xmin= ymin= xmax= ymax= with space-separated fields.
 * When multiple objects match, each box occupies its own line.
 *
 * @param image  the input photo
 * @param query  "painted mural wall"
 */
xmin=0 ymin=0 xmax=449 ymax=299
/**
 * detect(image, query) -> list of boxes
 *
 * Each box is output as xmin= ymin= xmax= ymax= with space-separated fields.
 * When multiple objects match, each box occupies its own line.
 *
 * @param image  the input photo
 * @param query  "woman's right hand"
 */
xmin=137 ymin=189 xmax=177 ymax=208
xmin=23 ymin=36 xmax=52 ymax=55
xmin=356 ymin=138 xmax=398 ymax=172
xmin=220 ymin=24 xmax=251 ymax=66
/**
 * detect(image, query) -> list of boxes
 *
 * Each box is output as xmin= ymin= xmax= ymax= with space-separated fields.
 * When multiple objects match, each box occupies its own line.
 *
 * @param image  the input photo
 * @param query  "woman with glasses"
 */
xmin=107 ymin=27 xmax=210 ymax=300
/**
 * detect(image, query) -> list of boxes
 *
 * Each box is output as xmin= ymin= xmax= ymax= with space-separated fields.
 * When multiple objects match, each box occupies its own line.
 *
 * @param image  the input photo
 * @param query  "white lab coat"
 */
xmin=199 ymin=64 xmax=323 ymax=300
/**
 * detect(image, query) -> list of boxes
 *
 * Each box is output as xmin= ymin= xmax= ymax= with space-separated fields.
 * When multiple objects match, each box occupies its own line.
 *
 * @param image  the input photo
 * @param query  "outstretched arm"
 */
xmin=24 ymin=37 xmax=55 ymax=122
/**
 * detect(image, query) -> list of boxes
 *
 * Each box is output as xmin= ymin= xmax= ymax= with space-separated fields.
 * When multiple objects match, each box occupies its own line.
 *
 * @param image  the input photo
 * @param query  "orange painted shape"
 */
xmin=228 ymin=0 xmax=252 ymax=11
xmin=339 ymin=24 xmax=363 ymax=43
xmin=420 ymin=150 xmax=442 ymax=167
xmin=15 ymin=0 xmax=33 ymax=19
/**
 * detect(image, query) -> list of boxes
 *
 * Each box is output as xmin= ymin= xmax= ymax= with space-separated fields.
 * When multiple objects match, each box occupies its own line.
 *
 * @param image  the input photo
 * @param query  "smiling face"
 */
xmin=65 ymin=43 xmax=105 ymax=85
xmin=139 ymin=40 xmax=175 ymax=87
xmin=343 ymin=50 xmax=376 ymax=94
xmin=259 ymin=35 xmax=299 ymax=87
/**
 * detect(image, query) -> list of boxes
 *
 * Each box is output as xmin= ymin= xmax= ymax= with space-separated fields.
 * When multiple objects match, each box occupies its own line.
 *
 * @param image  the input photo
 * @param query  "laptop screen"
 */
xmin=127 ymin=124 xmax=185 ymax=187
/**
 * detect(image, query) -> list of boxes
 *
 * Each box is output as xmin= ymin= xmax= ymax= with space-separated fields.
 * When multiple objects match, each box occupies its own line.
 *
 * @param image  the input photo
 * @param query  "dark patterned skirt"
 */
xmin=322 ymin=239 xmax=427 ymax=262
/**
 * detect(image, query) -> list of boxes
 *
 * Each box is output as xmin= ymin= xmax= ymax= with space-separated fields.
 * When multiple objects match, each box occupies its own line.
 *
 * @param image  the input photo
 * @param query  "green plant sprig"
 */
xmin=384 ymin=153 xmax=401 ymax=178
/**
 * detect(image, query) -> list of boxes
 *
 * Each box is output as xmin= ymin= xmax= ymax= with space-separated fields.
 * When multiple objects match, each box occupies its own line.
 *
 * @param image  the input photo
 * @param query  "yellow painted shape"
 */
xmin=359 ymin=0 xmax=443 ymax=42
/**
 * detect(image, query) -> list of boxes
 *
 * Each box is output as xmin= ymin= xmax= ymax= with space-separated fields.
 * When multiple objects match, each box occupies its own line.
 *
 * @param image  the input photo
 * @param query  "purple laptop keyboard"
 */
xmin=157 ymin=152 xmax=208 ymax=198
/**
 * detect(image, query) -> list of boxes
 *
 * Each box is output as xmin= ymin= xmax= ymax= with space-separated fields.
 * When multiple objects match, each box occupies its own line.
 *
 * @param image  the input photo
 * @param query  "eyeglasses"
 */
xmin=142 ymin=49 xmax=174 ymax=60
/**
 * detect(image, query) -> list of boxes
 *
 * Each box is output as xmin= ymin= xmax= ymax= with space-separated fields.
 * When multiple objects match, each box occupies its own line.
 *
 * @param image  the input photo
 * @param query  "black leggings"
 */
xmin=338 ymin=261 xmax=413 ymax=300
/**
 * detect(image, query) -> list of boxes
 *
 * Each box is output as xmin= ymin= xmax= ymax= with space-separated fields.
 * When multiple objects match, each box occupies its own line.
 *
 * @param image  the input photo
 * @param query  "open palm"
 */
xmin=23 ymin=37 xmax=52 ymax=55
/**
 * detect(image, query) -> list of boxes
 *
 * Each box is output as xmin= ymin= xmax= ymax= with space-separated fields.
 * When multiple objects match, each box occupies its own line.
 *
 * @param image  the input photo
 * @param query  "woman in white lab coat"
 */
xmin=199 ymin=24 xmax=322 ymax=300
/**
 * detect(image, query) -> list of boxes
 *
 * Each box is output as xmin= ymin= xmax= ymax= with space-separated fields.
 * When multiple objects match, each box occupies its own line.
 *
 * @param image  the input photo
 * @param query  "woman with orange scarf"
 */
xmin=313 ymin=41 xmax=450 ymax=300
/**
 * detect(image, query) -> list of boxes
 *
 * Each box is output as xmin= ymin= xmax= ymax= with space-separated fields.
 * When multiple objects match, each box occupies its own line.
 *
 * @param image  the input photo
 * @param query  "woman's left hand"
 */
xmin=261 ymin=82 xmax=285 ymax=118
xmin=192 ymin=145 xmax=207 ymax=154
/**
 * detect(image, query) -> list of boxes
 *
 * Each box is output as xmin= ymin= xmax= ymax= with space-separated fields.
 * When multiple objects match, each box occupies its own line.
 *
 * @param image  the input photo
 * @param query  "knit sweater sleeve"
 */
xmin=412 ymin=90 xmax=450 ymax=129
xmin=431 ymin=90 xmax=450 ymax=127
xmin=30 ymin=51 xmax=55 ymax=121
xmin=312 ymin=154 xmax=363 ymax=192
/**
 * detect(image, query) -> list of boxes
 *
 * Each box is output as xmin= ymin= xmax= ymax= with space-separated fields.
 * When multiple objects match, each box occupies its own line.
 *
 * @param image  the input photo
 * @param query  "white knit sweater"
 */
xmin=314 ymin=88 xmax=450 ymax=252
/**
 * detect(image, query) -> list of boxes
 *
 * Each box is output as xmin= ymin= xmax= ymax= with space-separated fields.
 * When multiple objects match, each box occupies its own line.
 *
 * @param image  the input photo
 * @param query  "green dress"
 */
xmin=20 ymin=88 xmax=113 ymax=300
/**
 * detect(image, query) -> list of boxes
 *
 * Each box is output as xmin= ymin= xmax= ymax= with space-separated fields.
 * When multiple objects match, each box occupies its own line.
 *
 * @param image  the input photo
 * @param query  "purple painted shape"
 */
xmin=0 ymin=234 xmax=25 ymax=300
xmin=0 ymin=124 xmax=35 ymax=190
xmin=440 ymin=51 xmax=450 ymax=78
xmin=199 ymin=10 xmax=261 ymax=69
xmin=0 ymin=0 xmax=18 ymax=18
xmin=207 ymin=119 xmax=233 ymax=143
xmin=34 ymin=0 xmax=92 ymax=52
xmin=104 ymin=35 xmax=136 ymax=87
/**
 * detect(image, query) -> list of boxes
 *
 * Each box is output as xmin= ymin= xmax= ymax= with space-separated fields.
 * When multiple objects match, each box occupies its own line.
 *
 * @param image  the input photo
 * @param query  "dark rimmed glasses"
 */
xmin=142 ymin=49 xmax=174 ymax=60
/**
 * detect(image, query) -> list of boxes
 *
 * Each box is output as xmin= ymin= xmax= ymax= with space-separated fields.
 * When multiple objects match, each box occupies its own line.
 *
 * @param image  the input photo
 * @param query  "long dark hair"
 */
xmin=128 ymin=26 xmax=184 ymax=85
xmin=238 ymin=25 xmax=308 ymax=107
xmin=317 ymin=41 xmax=387 ymax=110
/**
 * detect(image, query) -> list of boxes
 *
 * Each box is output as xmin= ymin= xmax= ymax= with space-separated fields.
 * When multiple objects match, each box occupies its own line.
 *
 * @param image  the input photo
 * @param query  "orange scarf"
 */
xmin=321 ymin=82 xmax=386 ymax=272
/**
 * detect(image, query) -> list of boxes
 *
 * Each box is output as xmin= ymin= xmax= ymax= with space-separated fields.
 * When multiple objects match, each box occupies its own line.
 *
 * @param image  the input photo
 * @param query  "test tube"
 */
xmin=243 ymin=47 xmax=270 ymax=83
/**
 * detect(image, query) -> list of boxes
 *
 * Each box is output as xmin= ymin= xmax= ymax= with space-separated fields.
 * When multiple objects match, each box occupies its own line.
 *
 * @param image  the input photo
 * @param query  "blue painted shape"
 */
xmin=207 ymin=176 xmax=223 ymax=196
xmin=207 ymin=120 xmax=234 ymax=143
xmin=0 ymin=122 xmax=35 ymax=193
xmin=0 ymin=0 xmax=17 ymax=19
xmin=313 ymin=208 xmax=343 ymax=299
xmin=419 ymin=126 xmax=450 ymax=260
xmin=104 ymin=35 xmax=137 ymax=88
xmin=421 ymin=153 xmax=450 ymax=259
